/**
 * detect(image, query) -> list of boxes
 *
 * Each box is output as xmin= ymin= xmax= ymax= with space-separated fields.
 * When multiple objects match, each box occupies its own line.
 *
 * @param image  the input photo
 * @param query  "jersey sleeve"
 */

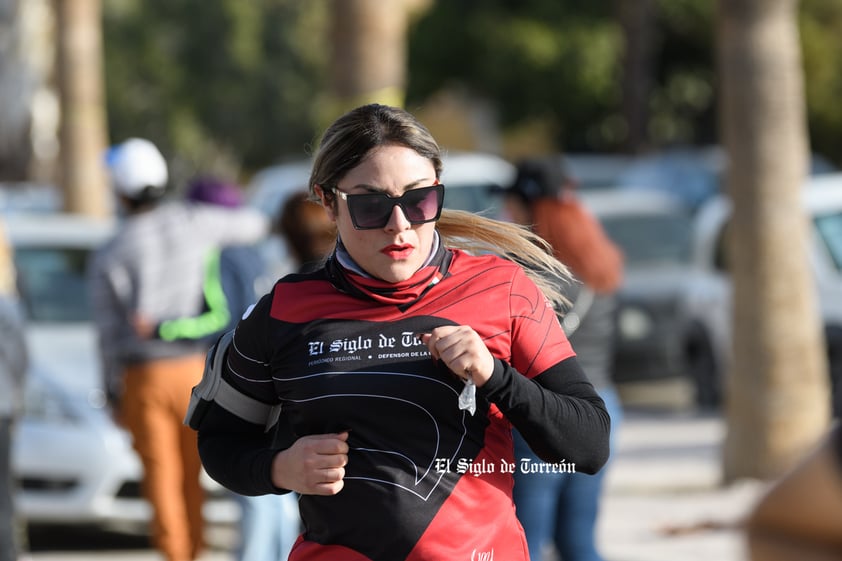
xmin=507 ymin=264 xmax=575 ymax=378
xmin=224 ymin=291 xmax=280 ymax=404
xmin=479 ymin=265 xmax=610 ymax=473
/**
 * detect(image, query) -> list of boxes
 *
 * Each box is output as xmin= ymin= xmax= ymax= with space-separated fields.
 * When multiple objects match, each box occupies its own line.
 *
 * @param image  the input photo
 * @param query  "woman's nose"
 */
xmin=384 ymin=203 xmax=411 ymax=231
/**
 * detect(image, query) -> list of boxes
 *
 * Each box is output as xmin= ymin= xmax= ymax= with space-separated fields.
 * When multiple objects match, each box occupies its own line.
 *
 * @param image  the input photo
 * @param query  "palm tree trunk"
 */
xmin=321 ymin=0 xmax=409 ymax=125
xmin=55 ymin=0 xmax=110 ymax=218
xmin=718 ymin=0 xmax=830 ymax=481
xmin=0 ymin=0 xmax=33 ymax=180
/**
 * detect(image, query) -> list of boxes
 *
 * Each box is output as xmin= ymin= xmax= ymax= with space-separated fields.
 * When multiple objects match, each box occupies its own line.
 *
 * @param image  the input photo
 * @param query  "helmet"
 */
xmin=105 ymin=138 xmax=168 ymax=200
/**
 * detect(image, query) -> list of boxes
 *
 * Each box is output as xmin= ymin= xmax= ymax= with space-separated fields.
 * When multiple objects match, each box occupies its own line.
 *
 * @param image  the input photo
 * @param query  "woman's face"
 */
xmin=317 ymin=144 xmax=439 ymax=283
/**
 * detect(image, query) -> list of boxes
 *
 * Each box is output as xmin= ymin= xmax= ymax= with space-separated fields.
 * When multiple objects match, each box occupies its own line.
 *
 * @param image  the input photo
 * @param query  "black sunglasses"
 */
xmin=331 ymin=184 xmax=445 ymax=230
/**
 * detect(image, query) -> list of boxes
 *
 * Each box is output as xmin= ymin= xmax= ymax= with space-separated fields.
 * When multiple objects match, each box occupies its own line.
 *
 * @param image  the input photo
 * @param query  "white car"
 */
xmin=7 ymin=212 xmax=235 ymax=530
xmin=578 ymin=189 xmax=696 ymax=384
xmin=680 ymin=173 xmax=842 ymax=410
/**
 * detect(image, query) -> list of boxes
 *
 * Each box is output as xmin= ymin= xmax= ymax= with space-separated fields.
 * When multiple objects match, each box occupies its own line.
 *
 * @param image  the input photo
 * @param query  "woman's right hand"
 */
xmin=271 ymin=431 xmax=350 ymax=495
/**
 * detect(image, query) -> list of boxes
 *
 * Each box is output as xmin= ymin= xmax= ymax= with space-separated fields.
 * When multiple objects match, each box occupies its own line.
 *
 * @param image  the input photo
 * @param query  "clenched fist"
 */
xmin=271 ymin=431 xmax=350 ymax=495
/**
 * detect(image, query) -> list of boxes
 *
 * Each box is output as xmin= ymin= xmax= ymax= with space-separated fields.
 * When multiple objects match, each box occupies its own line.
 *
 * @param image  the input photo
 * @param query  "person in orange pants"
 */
xmin=88 ymin=138 xmax=269 ymax=560
xmin=122 ymin=356 xmax=206 ymax=561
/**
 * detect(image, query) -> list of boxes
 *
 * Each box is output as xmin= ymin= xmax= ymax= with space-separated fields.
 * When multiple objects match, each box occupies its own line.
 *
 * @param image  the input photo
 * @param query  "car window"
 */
xmin=815 ymin=212 xmax=842 ymax=273
xmin=600 ymin=214 xmax=691 ymax=266
xmin=15 ymin=247 xmax=92 ymax=322
xmin=443 ymin=183 xmax=502 ymax=216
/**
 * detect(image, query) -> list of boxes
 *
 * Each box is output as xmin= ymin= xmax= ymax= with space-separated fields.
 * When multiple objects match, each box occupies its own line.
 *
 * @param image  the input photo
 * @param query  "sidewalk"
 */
xmin=598 ymin=408 xmax=768 ymax=561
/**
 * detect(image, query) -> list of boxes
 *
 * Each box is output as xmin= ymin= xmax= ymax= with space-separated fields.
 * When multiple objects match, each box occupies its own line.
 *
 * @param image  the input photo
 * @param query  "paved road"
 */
xmin=24 ymin=402 xmax=768 ymax=561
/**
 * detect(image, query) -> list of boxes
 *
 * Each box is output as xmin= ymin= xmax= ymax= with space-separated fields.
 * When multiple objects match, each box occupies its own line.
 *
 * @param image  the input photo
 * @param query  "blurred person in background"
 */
xmin=87 ymin=138 xmax=268 ymax=561
xmin=504 ymin=156 xmax=624 ymax=561
xmin=276 ymin=191 xmax=336 ymax=274
xmin=178 ymin=176 xmax=301 ymax=561
xmin=188 ymin=103 xmax=609 ymax=561
xmin=149 ymin=184 xmax=335 ymax=561
xmin=0 ymin=219 xmax=28 ymax=561
xmin=746 ymin=422 xmax=842 ymax=561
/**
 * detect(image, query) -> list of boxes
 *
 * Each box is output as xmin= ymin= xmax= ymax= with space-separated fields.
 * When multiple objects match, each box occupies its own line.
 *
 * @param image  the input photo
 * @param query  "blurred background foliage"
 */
xmin=103 ymin=0 xmax=328 ymax=178
xmin=100 ymin=0 xmax=842 ymax=180
xmin=408 ymin=0 xmax=625 ymax=154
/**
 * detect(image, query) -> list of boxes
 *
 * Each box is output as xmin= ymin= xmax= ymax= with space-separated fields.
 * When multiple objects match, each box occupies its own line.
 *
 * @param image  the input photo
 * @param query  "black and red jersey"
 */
xmin=198 ymin=247 xmax=609 ymax=561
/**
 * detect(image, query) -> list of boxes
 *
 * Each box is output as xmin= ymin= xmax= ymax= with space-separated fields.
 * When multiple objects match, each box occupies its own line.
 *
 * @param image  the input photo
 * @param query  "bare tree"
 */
xmin=55 ymin=0 xmax=110 ymax=218
xmin=717 ymin=0 xmax=829 ymax=481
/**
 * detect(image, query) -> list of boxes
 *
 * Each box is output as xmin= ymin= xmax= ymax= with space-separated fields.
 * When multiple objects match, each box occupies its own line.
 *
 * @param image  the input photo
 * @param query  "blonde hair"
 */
xmin=309 ymin=104 xmax=572 ymax=308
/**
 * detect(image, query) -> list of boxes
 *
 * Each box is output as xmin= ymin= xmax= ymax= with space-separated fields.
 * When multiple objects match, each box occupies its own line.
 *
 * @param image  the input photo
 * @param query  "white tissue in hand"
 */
xmin=458 ymin=378 xmax=476 ymax=415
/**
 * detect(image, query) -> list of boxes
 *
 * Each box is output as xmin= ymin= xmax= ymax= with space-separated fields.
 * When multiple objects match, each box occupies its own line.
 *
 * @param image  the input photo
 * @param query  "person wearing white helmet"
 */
xmin=88 ymin=138 xmax=269 ymax=561
xmin=105 ymin=137 xmax=170 ymax=203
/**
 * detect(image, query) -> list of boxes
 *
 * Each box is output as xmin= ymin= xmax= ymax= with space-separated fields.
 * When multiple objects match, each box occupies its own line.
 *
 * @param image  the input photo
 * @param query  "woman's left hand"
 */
xmin=419 ymin=326 xmax=495 ymax=387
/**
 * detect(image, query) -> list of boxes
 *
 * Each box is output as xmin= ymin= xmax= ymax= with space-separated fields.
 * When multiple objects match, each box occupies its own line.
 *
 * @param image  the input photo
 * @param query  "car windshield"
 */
xmin=815 ymin=212 xmax=842 ymax=273
xmin=15 ymin=247 xmax=92 ymax=322
xmin=600 ymin=214 xmax=692 ymax=267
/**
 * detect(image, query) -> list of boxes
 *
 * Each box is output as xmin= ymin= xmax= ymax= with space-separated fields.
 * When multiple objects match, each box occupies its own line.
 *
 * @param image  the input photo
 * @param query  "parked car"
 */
xmin=578 ymin=189 xmax=696 ymax=384
xmin=563 ymin=153 xmax=637 ymax=190
xmin=7 ymin=212 xmax=235 ymax=530
xmin=437 ymin=151 xmax=515 ymax=215
xmin=680 ymin=173 xmax=842 ymax=410
xmin=0 ymin=183 xmax=62 ymax=214
xmin=616 ymin=146 xmax=837 ymax=212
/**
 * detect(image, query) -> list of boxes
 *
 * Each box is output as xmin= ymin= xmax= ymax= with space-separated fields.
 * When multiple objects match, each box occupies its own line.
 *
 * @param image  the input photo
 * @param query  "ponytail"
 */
xmin=437 ymin=209 xmax=572 ymax=309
